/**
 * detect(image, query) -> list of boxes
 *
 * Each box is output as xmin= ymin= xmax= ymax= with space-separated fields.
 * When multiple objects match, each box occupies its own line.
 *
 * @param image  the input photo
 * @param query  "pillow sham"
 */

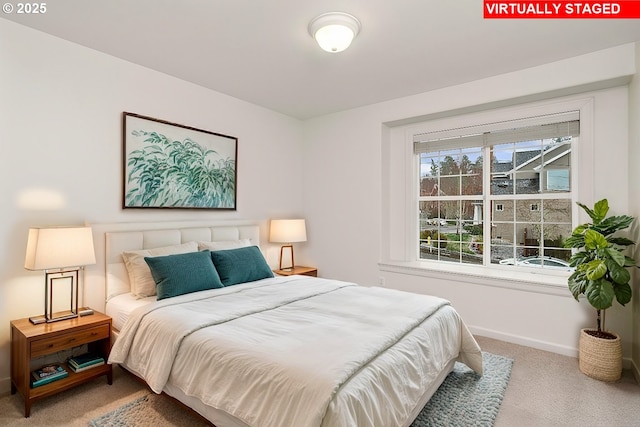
xmin=210 ymin=245 xmax=274 ymax=287
xmin=122 ymin=241 xmax=198 ymax=297
xmin=144 ymin=250 xmax=223 ymax=300
xmin=197 ymin=238 xmax=252 ymax=252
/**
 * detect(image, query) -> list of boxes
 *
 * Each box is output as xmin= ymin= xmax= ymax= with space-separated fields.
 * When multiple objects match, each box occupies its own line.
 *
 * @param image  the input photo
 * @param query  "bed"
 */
xmin=92 ymin=221 xmax=482 ymax=427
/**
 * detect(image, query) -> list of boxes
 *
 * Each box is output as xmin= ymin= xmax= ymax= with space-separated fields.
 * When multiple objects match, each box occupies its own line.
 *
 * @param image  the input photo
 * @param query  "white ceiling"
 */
xmin=4 ymin=1 xmax=640 ymax=119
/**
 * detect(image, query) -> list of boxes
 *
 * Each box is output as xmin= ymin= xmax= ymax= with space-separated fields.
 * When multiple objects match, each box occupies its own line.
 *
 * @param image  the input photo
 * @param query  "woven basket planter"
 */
xmin=578 ymin=328 xmax=622 ymax=382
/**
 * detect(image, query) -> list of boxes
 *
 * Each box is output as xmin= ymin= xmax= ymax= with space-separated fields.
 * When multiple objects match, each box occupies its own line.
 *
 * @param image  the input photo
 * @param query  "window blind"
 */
xmin=414 ymin=111 xmax=580 ymax=154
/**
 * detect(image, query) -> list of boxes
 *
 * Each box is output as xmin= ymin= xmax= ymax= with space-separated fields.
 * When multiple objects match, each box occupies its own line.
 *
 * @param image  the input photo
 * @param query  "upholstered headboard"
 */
xmin=84 ymin=220 xmax=267 ymax=313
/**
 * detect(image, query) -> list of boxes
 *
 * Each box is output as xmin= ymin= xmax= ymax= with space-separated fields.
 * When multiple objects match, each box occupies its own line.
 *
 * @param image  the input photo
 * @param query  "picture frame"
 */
xmin=122 ymin=112 xmax=237 ymax=210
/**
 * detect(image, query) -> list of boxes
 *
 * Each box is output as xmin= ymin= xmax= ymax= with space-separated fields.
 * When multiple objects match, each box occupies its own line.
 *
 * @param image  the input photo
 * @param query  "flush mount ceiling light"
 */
xmin=308 ymin=12 xmax=361 ymax=53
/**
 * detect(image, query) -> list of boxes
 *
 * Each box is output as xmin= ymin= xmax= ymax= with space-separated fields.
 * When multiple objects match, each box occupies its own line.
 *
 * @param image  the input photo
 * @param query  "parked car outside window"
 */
xmin=498 ymin=256 xmax=572 ymax=270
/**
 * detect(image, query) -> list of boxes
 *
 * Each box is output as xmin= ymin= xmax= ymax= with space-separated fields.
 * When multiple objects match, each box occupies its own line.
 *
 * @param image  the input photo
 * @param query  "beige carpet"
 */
xmin=0 ymin=365 xmax=207 ymax=426
xmin=1 ymin=336 xmax=639 ymax=426
xmin=477 ymin=336 xmax=640 ymax=427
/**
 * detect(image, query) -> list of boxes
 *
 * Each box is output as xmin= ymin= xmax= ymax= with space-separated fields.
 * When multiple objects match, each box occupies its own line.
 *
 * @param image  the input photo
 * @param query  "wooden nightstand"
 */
xmin=274 ymin=266 xmax=318 ymax=277
xmin=10 ymin=311 xmax=113 ymax=417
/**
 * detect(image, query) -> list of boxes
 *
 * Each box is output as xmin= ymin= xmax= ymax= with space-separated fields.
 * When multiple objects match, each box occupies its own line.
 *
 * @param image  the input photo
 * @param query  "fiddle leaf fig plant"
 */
xmin=564 ymin=199 xmax=635 ymax=333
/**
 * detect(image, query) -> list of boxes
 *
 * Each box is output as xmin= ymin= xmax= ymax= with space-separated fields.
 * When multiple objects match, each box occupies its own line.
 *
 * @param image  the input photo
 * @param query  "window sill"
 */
xmin=378 ymin=260 xmax=573 ymax=297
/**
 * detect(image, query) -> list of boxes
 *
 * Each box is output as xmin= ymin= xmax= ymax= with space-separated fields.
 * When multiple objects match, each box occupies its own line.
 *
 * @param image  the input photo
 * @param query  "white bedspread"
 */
xmin=109 ymin=276 xmax=482 ymax=427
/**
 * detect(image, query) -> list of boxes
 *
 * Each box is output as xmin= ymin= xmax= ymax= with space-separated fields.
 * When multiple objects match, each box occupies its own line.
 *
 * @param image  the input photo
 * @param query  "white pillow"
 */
xmin=197 ymin=238 xmax=252 ymax=252
xmin=121 ymin=241 xmax=198 ymax=297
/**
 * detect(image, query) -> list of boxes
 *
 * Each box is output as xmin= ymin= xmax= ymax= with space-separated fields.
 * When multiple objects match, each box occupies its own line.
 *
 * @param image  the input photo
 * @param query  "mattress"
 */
xmin=105 ymin=292 xmax=155 ymax=331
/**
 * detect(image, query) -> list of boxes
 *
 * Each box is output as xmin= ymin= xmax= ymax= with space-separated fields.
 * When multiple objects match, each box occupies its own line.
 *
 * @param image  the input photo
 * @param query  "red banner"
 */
xmin=484 ymin=1 xmax=640 ymax=18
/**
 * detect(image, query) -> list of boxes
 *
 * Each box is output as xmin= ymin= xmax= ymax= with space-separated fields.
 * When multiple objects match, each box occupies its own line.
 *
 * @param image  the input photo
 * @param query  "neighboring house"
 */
xmin=491 ymin=141 xmax=572 ymax=260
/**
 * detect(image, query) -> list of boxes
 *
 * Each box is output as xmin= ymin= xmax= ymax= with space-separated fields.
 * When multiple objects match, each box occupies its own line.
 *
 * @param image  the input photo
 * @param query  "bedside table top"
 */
xmin=11 ymin=311 xmax=111 ymax=339
xmin=274 ymin=266 xmax=317 ymax=276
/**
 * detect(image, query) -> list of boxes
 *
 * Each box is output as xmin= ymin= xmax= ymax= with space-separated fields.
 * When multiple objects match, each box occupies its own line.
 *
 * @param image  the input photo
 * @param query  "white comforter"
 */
xmin=109 ymin=276 xmax=482 ymax=427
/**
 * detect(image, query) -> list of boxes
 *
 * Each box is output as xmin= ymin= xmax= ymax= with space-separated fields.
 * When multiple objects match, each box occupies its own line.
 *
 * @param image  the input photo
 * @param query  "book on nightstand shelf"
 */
xmin=31 ymin=365 xmax=68 ymax=388
xmin=69 ymin=360 xmax=105 ymax=373
xmin=68 ymin=353 xmax=105 ymax=372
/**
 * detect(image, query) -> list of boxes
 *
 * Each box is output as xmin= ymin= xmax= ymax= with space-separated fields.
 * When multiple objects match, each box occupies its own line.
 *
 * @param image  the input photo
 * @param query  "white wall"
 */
xmin=303 ymin=44 xmax=637 ymax=359
xmin=0 ymin=20 xmax=304 ymax=392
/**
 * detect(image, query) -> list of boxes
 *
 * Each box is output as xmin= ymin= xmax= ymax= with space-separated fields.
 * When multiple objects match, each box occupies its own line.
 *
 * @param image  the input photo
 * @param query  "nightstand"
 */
xmin=274 ymin=266 xmax=318 ymax=277
xmin=10 ymin=311 xmax=113 ymax=417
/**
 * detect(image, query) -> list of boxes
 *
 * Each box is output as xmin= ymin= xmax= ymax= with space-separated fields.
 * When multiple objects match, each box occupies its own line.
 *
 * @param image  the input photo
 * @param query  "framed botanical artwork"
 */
xmin=122 ymin=112 xmax=237 ymax=210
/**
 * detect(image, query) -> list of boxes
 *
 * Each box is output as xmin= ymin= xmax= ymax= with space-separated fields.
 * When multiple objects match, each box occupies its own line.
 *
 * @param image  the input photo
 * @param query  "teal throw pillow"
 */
xmin=145 ymin=250 xmax=223 ymax=300
xmin=210 ymin=245 xmax=274 ymax=286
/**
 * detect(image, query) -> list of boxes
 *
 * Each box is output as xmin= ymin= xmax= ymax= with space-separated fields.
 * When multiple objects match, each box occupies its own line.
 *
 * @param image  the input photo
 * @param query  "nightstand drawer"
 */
xmin=31 ymin=324 xmax=110 ymax=358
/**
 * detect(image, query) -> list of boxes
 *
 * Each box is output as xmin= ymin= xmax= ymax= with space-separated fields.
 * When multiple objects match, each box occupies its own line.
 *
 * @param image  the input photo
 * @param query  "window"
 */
xmin=415 ymin=112 xmax=578 ymax=270
xmin=546 ymin=169 xmax=570 ymax=191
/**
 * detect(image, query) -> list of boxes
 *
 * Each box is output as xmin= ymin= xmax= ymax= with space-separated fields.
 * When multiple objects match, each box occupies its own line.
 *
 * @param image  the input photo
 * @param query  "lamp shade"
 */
xmin=308 ymin=12 xmax=361 ymax=53
xmin=269 ymin=219 xmax=307 ymax=243
xmin=24 ymin=226 xmax=96 ymax=270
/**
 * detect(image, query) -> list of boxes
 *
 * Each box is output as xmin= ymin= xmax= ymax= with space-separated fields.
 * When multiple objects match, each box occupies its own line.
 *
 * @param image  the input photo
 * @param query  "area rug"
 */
xmin=90 ymin=352 xmax=512 ymax=427
xmin=88 ymin=393 xmax=210 ymax=427
xmin=411 ymin=352 xmax=513 ymax=427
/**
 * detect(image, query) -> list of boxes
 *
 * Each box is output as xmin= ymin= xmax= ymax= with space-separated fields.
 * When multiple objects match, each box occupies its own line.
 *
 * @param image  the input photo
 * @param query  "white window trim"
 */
xmin=389 ymin=95 xmax=595 ymax=290
xmin=378 ymin=260 xmax=571 ymax=297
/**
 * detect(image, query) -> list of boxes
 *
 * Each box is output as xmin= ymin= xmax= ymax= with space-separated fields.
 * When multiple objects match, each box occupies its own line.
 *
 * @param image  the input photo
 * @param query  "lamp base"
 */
xmin=47 ymin=311 xmax=79 ymax=323
xmin=278 ymin=244 xmax=295 ymax=270
xmin=30 ymin=310 xmax=79 ymax=324
xmin=29 ymin=316 xmax=46 ymax=325
xmin=39 ymin=268 xmax=81 ymax=325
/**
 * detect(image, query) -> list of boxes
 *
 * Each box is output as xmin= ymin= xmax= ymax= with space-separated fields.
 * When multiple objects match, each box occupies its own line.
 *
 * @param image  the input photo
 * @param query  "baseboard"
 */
xmin=470 ymin=326 xmax=635 ymax=371
xmin=469 ymin=326 xmax=579 ymax=358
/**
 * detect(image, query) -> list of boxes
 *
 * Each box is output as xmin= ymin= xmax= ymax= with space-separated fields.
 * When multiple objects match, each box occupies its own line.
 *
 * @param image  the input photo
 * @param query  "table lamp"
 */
xmin=24 ymin=226 xmax=96 ymax=324
xmin=269 ymin=219 xmax=307 ymax=270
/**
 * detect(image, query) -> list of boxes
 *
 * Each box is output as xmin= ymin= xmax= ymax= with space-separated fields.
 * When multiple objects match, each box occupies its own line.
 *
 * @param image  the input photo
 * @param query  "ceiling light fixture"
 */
xmin=308 ymin=12 xmax=361 ymax=53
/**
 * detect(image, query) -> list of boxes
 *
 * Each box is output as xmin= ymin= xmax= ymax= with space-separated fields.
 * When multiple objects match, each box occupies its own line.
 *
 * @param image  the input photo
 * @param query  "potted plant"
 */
xmin=564 ymin=199 xmax=635 ymax=381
